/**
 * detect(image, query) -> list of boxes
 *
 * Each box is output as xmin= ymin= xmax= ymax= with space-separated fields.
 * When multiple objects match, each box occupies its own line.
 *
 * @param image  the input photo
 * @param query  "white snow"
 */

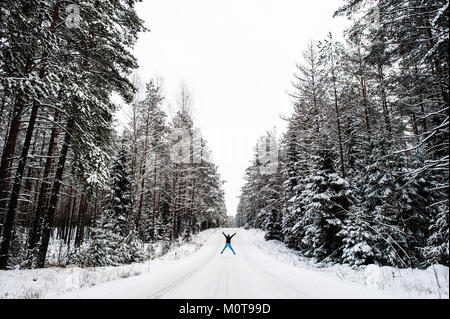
xmin=0 ymin=230 xmax=213 ymax=299
xmin=0 ymin=228 xmax=447 ymax=299
xmin=246 ymin=229 xmax=449 ymax=299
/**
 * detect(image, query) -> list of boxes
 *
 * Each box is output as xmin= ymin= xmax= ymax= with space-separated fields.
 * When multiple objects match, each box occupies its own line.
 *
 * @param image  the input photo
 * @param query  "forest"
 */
xmin=235 ymin=0 xmax=449 ymax=268
xmin=0 ymin=0 xmax=228 ymax=270
xmin=0 ymin=0 xmax=448 ymax=273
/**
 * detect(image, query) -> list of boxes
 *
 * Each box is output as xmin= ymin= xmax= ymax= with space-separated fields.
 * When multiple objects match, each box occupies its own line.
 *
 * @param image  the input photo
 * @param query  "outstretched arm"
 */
xmin=222 ymin=232 xmax=226 ymax=237
xmin=231 ymin=233 xmax=236 ymax=238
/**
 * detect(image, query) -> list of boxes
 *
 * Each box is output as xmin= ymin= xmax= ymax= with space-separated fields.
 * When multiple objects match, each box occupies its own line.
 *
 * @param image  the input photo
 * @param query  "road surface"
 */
xmin=54 ymin=228 xmax=394 ymax=298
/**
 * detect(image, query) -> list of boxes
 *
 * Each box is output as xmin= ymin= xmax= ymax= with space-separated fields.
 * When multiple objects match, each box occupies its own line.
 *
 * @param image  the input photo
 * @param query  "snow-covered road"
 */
xmin=52 ymin=228 xmax=396 ymax=299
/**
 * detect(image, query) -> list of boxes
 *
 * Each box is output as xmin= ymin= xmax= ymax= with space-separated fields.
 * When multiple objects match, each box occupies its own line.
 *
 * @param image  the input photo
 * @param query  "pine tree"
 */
xmin=423 ymin=204 xmax=449 ymax=266
xmin=264 ymin=209 xmax=283 ymax=241
xmin=106 ymin=143 xmax=133 ymax=238
xmin=0 ymin=0 xmax=146 ymax=269
xmin=335 ymin=0 xmax=449 ymax=268
xmin=299 ymin=146 xmax=353 ymax=263
xmin=339 ymin=201 xmax=377 ymax=267
xmin=280 ymin=119 xmax=302 ymax=248
xmin=76 ymin=141 xmax=142 ymax=266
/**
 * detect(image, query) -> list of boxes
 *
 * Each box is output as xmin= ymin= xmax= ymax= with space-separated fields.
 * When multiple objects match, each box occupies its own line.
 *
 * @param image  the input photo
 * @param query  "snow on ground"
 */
xmin=0 ymin=228 xmax=447 ymax=299
xmin=246 ymin=229 xmax=449 ymax=299
xmin=0 ymin=229 xmax=214 ymax=299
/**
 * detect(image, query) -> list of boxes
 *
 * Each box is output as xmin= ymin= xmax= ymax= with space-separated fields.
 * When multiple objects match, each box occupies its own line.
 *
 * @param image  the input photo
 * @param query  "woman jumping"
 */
xmin=221 ymin=232 xmax=236 ymax=255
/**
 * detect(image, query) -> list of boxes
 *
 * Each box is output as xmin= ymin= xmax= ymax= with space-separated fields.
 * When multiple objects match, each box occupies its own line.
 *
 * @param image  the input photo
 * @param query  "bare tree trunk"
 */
xmin=0 ymin=91 xmax=27 ymax=214
xmin=23 ymin=129 xmax=40 ymax=226
xmin=189 ymin=178 xmax=196 ymax=235
xmin=62 ymin=188 xmax=74 ymax=244
xmin=151 ymin=159 xmax=158 ymax=241
xmin=136 ymin=159 xmax=147 ymax=228
xmin=136 ymin=115 xmax=151 ymax=228
xmin=411 ymin=113 xmax=419 ymax=136
xmin=0 ymin=100 xmax=40 ymax=269
xmin=37 ymin=117 xmax=73 ymax=268
xmin=75 ymin=193 xmax=87 ymax=248
xmin=66 ymin=189 xmax=78 ymax=245
xmin=360 ymin=76 xmax=371 ymax=132
xmin=0 ymin=0 xmax=62 ymax=269
xmin=378 ymin=65 xmax=392 ymax=134
xmin=0 ymin=87 xmax=8 ymax=134
xmin=170 ymin=167 xmax=179 ymax=241
xmin=332 ymin=77 xmax=346 ymax=179
xmin=28 ymin=110 xmax=59 ymax=253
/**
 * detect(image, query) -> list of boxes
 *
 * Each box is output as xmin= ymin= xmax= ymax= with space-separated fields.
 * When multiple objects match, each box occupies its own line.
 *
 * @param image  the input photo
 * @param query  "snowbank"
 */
xmin=1 ymin=228 xmax=447 ymax=299
xmin=0 ymin=229 xmax=214 ymax=299
xmin=247 ymin=228 xmax=449 ymax=299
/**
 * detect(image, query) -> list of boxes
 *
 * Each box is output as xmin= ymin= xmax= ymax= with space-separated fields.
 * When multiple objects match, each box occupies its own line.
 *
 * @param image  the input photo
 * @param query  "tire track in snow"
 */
xmin=239 ymin=231 xmax=311 ymax=299
xmin=146 ymin=232 xmax=222 ymax=299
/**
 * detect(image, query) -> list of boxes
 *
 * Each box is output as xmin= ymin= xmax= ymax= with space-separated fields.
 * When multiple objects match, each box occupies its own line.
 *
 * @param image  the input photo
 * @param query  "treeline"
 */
xmin=236 ymin=0 xmax=448 ymax=268
xmin=0 ymin=1 xmax=227 ymax=270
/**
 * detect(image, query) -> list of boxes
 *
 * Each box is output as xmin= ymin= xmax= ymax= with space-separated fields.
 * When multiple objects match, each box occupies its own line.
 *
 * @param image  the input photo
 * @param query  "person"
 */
xmin=221 ymin=232 xmax=236 ymax=255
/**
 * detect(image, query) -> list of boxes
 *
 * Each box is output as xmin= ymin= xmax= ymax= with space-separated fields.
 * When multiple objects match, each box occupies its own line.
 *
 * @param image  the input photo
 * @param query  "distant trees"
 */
xmin=237 ymin=130 xmax=283 ymax=233
xmin=236 ymin=0 xmax=448 ymax=268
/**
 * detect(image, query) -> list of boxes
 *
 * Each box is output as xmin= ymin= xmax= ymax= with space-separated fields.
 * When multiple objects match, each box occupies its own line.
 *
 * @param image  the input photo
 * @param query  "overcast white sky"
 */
xmin=123 ymin=0 xmax=350 ymax=216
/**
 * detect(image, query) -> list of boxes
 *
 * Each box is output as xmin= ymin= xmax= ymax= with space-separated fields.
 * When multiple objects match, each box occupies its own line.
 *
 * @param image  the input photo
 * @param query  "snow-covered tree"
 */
xmin=264 ymin=209 xmax=283 ymax=241
xmin=76 ymin=141 xmax=143 ymax=266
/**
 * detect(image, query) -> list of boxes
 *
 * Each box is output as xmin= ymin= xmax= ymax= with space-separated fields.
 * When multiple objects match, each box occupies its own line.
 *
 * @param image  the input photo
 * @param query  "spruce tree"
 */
xmin=77 ymin=141 xmax=142 ymax=266
xmin=300 ymin=146 xmax=353 ymax=263
xmin=265 ymin=209 xmax=283 ymax=241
